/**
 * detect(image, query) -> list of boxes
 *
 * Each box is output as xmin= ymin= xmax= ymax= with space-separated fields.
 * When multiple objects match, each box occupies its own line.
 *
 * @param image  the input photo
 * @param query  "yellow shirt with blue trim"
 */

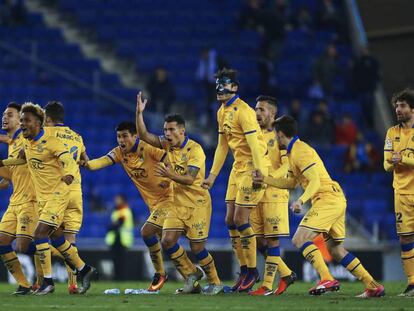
xmin=7 ymin=129 xmax=36 ymax=205
xmin=161 ymin=136 xmax=210 ymax=207
xmin=262 ymin=129 xmax=289 ymax=202
xmin=23 ymin=129 xmax=77 ymax=202
xmin=217 ymin=95 xmax=270 ymax=172
xmin=287 ymin=137 xmax=342 ymax=200
xmin=45 ymin=125 xmax=85 ymax=192
xmin=384 ymin=124 xmax=414 ymax=194
xmin=107 ymin=139 xmax=173 ymax=207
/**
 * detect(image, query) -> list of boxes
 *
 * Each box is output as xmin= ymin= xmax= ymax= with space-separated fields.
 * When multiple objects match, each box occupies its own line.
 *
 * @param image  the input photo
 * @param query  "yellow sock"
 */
xmin=51 ymin=245 xmax=77 ymax=287
xmin=166 ymin=244 xmax=196 ymax=278
xmin=401 ymin=243 xmax=414 ymax=284
xmin=52 ymin=237 xmax=85 ymax=271
xmin=262 ymin=247 xmax=279 ymax=289
xmin=144 ymin=237 xmax=165 ymax=275
xmin=196 ymin=249 xmax=220 ymax=285
xmin=34 ymin=252 xmax=44 ymax=285
xmin=340 ymin=252 xmax=379 ymax=289
xmin=0 ymin=246 xmax=31 ymax=288
xmin=35 ymin=239 xmax=52 ymax=278
xmin=276 ymin=257 xmax=292 ymax=278
xmin=238 ymin=224 xmax=256 ymax=268
xmin=300 ymin=242 xmax=333 ymax=281
xmin=229 ymin=227 xmax=247 ymax=267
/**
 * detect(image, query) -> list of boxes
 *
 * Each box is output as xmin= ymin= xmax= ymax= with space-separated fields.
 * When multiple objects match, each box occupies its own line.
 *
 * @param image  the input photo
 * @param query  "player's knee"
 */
xmin=233 ymin=215 xmax=247 ymax=227
xmin=14 ymin=242 xmax=28 ymax=254
xmin=190 ymin=242 xmax=204 ymax=254
xmin=225 ymin=216 xmax=235 ymax=227
xmin=161 ymin=236 xmax=175 ymax=250
xmin=400 ymin=235 xmax=414 ymax=244
xmin=256 ymin=237 xmax=267 ymax=250
xmin=34 ymin=226 xmax=50 ymax=239
xmin=292 ymin=234 xmax=305 ymax=248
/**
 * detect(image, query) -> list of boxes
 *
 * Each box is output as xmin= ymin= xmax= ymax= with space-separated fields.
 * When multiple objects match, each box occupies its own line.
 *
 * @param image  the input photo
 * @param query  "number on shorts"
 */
xmin=396 ymin=212 xmax=403 ymax=223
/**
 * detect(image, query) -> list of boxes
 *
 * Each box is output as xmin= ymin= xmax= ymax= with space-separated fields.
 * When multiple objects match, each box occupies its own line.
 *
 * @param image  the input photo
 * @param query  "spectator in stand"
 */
xmin=146 ymin=67 xmax=176 ymax=114
xmin=352 ymin=47 xmax=380 ymax=128
xmin=288 ymin=98 xmax=307 ymax=133
xmin=0 ymin=0 xmax=25 ymax=26
xmin=317 ymin=0 xmax=347 ymax=41
xmin=303 ymin=110 xmax=334 ymax=146
xmin=313 ymin=44 xmax=339 ymax=97
xmin=257 ymin=45 xmax=277 ymax=94
xmin=335 ymin=114 xmax=358 ymax=146
xmin=308 ymin=79 xmax=325 ymax=100
xmin=317 ymin=99 xmax=335 ymax=130
xmin=293 ymin=7 xmax=314 ymax=32
xmin=344 ymin=132 xmax=381 ymax=173
xmin=196 ymin=47 xmax=226 ymax=124
xmin=239 ymin=0 xmax=264 ymax=32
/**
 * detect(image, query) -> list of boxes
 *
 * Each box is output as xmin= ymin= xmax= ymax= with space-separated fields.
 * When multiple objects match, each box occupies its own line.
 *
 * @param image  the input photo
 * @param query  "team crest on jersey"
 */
xmin=385 ymin=138 xmax=392 ymax=149
xmin=181 ymin=154 xmax=187 ymax=162
xmin=36 ymin=145 xmax=44 ymax=153
xmin=268 ymin=139 xmax=275 ymax=147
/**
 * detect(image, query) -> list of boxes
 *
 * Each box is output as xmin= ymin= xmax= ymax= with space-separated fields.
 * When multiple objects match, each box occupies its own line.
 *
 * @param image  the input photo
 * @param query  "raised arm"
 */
xmin=136 ymin=92 xmax=162 ymax=148
xmin=85 ymin=155 xmax=114 ymax=171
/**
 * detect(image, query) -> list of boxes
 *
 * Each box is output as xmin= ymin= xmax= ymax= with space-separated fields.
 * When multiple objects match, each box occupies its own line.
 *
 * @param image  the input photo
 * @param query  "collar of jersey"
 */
xmin=12 ymin=129 xmax=22 ymax=141
xmin=33 ymin=128 xmax=45 ymax=142
xmin=225 ymin=94 xmax=239 ymax=107
xmin=399 ymin=123 xmax=414 ymax=128
xmin=287 ymin=136 xmax=299 ymax=154
xmin=128 ymin=139 xmax=140 ymax=153
xmin=179 ymin=136 xmax=189 ymax=149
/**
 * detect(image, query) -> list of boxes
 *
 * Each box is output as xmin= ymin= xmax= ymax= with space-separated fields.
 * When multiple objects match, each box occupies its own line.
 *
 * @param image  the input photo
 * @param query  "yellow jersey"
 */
xmin=287 ymin=137 xmax=342 ymax=199
xmin=384 ymin=125 xmax=414 ymax=194
xmin=45 ymin=125 xmax=85 ymax=192
xmin=217 ymin=95 xmax=270 ymax=172
xmin=161 ymin=136 xmax=210 ymax=207
xmin=7 ymin=130 xmax=36 ymax=205
xmin=23 ymin=129 xmax=77 ymax=202
xmin=107 ymin=139 xmax=173 ymax=207
xmin=262 ymin=129 xmax=289 ymax=202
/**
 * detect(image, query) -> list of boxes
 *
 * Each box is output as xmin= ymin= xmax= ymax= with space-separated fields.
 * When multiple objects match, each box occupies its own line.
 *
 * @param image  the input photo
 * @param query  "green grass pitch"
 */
xmin=0 ymin=281 xmax=412 ymax=311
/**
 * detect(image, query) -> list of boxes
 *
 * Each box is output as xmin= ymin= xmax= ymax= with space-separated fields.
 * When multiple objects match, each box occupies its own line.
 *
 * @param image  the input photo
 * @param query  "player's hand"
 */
xmin=290 ymin=200 xmax=302 ymax=213
xmin=391 ymin=152 xmax=402 ymax=164
xmin=252 ymin=169 xmax=264 ymax=183
xmin=201 ymin=174 xmax=216 ymax=189
xmin=136 ymin=91 xmax=147 ymax=114
xmin=154 ymin=163 xmax=173 ymax=179
xmin=61 ymin=175 xmax=74 ymax=185
xmin=0 ymin=134 xmax=10 ymax=144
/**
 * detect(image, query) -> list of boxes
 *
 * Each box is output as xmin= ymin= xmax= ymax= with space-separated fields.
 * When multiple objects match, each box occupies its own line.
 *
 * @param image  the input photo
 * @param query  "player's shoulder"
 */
xmin=187 ymin=138 xmax=204 ymax=153
xmin=293 ymin=139 xmax=314 ymax=155
xmin=236 ymin=98 xmax=253 ymax=111
xmin=386 ymin=124 xmax=400 ymax=135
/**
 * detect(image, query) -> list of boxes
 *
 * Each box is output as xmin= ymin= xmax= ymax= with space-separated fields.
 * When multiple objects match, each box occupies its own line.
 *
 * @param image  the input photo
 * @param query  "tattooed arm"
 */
xmin=154 ymin=164 xmax=200 ymax=186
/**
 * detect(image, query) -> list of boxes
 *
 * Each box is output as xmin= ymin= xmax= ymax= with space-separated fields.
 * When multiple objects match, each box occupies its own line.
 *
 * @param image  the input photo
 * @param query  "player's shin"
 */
xmin=50 ymin=236 xmax=85 ymax=271
xmin=165 ymin=243 xmax=197 ymax=278
xmin=238 ymin=223 xmax=257 ymax=268
xmin=0 ymin=245 xmax=31 ymax=288
xmin=300 ymin=241 xmax=333 ymax=280
xmin=228 ymin=225 xmax=247 ymax=268
xmin=195 ymin=249 xmax=220 ymax=285
xmin=144 ymin=236 xmax=165 ymax=275
xmin=401 ymin=242 xmax=414 ymax=284
xmin=339 ymin=252 xmax=380 ymax=289
xmin=262 ymin=246 xmax=279 ymax=289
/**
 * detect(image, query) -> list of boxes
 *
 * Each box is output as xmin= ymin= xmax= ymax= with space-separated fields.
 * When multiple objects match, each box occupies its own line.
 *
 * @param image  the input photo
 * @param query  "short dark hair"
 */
xmin=116 ymin=121 xmax=137 ymax=134
xmin=164 ymin=114 xmax=185 ymax=127
xmin=214 ymin=68 xmax=239 ymax=85
xmin=44 ymin=101 xmax=64 ymax=123
xmin=256 ymin=95 xmax=277 ymax=108
xmin=7 ymin=102 xmax=21 ymax=112
xmin=21 ymin=102 xmax=45 ymax=125
xmin=274 ymin=115 xmax=298 ymax=138
xmin=392 ymin=88 xmax=414 ymax=109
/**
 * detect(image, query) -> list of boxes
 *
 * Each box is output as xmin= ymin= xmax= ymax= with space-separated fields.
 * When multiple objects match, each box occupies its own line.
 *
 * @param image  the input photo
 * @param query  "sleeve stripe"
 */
xmin=218 ymin=131 xmax=224 ymax=134
xmin=384 ymin=149 xmax=394 ymax=152
xmin=301 ymin=163 xmax=316 ymax=174
xmin=244 ymin=130 xmax=257 ymax=135
xmin=57 ymin=151 xmax=69 ymax=158
xmin=188 ymin=165 xmax=200 ymax=170
xmin=106 ymin=154 xmax=116 ymax=164
xmin=160 ymin=152 xmax=167 ymax=162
